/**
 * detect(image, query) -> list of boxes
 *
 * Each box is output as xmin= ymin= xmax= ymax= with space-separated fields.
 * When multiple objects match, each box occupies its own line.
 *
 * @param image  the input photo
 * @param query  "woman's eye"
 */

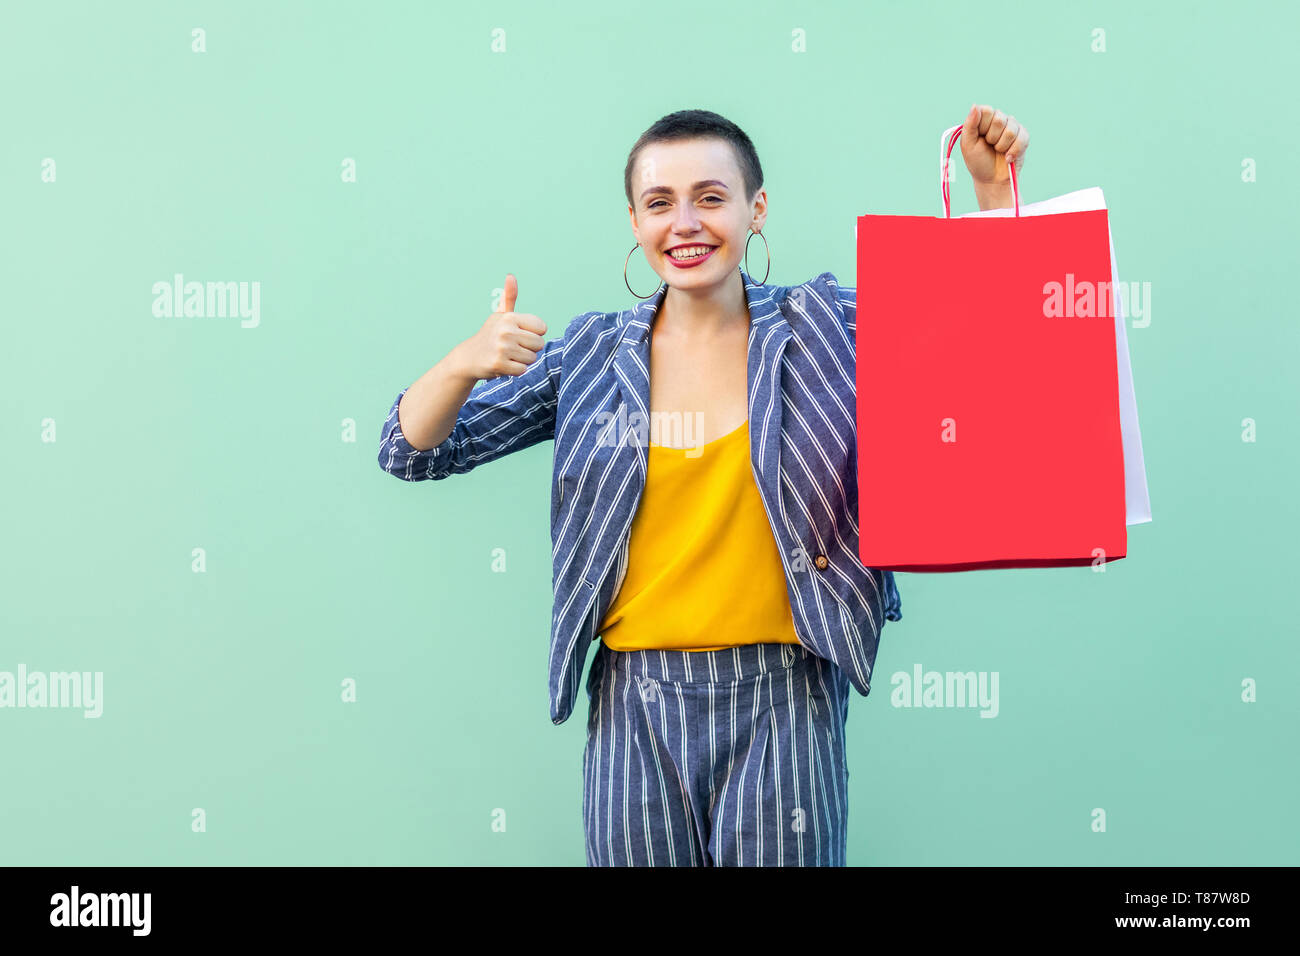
xmin=649 ymin=196 xmax=722 ymax=210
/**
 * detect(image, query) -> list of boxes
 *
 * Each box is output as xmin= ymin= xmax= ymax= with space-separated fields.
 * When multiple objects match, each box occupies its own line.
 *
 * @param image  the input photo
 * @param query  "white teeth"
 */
xmin=669 ymin=245 xmax=714 ymax=260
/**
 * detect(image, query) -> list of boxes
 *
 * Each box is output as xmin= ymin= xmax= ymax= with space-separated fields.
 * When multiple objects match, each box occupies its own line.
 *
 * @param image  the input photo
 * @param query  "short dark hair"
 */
xmin=624 ymin=109 xmax=764 ymax=210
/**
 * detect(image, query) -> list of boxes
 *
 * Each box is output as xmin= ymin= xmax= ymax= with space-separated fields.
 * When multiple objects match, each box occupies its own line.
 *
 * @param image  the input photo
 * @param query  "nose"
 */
xmin=671 ymin=202 xmax=702 ymax=235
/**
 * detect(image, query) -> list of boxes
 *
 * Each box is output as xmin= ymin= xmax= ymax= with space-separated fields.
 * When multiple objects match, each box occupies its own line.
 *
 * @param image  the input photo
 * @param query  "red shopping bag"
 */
xmin=856 ymin=123 xmax=1126 ymax=571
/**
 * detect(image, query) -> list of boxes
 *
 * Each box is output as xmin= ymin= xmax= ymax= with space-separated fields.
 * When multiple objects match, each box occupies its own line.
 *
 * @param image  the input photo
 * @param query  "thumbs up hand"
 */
xmin=457 ymin=273 xmax=549 ymax=380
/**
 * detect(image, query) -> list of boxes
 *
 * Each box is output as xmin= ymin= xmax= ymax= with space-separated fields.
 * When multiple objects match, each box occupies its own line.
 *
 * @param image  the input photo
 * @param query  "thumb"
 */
xmin=961 ymin=104 xmax=982 ymax=149
xmin=502 ymin=273 xmax=518 ymax=313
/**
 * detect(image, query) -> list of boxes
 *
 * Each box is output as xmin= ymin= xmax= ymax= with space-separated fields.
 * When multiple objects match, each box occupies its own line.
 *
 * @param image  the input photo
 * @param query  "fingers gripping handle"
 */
xmin=940 ymin=122 xmax=1020 ymax=218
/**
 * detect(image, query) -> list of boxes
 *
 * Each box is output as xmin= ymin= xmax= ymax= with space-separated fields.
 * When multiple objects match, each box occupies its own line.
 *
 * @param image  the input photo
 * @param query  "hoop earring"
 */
xmin=624 ymin=243 xmax=664 ymax=299
xmin=744 ymin=228 xmax=770 ymax=285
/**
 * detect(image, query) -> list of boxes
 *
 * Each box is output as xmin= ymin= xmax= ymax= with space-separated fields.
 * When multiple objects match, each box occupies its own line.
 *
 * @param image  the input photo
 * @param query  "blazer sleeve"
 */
xmin=835 ymin=282 xmax=857 ymax=335
xmin=377 ymin=334 xmax=567 ymax=482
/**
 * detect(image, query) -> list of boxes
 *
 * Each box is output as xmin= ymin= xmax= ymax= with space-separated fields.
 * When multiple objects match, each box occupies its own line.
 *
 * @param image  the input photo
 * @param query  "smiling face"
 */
xmin=627 ymin=137 xmax=767 ymax=291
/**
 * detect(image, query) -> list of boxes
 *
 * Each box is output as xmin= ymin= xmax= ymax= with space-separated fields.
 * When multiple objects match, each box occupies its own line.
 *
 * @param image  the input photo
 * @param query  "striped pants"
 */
xmin=582 ymin=639 xmax=852 ymax=866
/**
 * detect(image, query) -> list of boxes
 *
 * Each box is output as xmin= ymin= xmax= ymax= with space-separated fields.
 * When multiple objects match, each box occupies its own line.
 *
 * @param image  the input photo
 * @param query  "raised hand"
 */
xmin=960 ymin=104 xmax=1030 ymax=189
xmin=457 ymin=273 xmax=549 ymax=379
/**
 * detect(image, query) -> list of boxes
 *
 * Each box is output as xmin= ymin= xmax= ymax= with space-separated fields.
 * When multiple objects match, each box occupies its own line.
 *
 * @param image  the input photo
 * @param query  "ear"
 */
xmin=749 ymin=189 xmax=768 ymax=233
xmin=627 ymin=204 xmax=640 ymax=245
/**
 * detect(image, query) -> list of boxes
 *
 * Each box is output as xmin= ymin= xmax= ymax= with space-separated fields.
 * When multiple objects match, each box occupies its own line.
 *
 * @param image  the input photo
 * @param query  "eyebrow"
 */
xmin=639 ymin=179 xmax=730 ymax=202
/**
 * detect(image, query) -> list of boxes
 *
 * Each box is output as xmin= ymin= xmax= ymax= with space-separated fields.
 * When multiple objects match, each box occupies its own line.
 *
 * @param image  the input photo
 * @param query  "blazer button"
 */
xmin=814 ymin=554 xmax=829 ymax=570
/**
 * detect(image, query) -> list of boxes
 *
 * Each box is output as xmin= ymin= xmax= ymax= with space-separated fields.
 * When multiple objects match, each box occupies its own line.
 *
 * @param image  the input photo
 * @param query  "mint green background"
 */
xmin=2 ymin=0 xmax=1296 ymax=866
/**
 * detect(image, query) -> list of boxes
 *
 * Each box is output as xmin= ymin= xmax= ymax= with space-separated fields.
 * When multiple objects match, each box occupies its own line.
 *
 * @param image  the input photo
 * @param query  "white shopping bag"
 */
xmin=959 ymin=187 xmax=1152 ymax=526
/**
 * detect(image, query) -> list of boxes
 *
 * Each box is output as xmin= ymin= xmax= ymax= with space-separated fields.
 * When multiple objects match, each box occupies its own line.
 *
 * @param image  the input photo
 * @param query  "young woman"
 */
xmin=378 ymin=106 xmax=1029 ymax=866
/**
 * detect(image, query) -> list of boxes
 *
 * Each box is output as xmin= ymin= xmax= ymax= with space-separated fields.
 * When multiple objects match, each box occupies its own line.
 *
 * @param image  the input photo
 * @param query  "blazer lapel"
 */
xmin=740 ymin=271 xmax=792 ymax=483
xmin=610 ymin=281 xmax=664 ymax=482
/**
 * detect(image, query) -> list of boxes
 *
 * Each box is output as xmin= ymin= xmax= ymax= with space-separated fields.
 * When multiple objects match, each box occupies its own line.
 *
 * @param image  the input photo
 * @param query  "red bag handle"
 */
xmin=940 ymin=122 xmax=1020 ymax=218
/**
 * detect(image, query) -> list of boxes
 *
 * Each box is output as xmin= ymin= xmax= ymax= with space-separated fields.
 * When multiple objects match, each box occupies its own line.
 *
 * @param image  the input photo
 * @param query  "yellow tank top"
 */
xmin=596 ymin=418 xmax=802 ymax=651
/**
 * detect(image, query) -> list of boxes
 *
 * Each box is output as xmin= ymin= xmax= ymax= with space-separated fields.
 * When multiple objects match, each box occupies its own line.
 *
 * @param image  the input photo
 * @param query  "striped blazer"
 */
xmin=378 ymin=268 xmax=902 ymax=725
